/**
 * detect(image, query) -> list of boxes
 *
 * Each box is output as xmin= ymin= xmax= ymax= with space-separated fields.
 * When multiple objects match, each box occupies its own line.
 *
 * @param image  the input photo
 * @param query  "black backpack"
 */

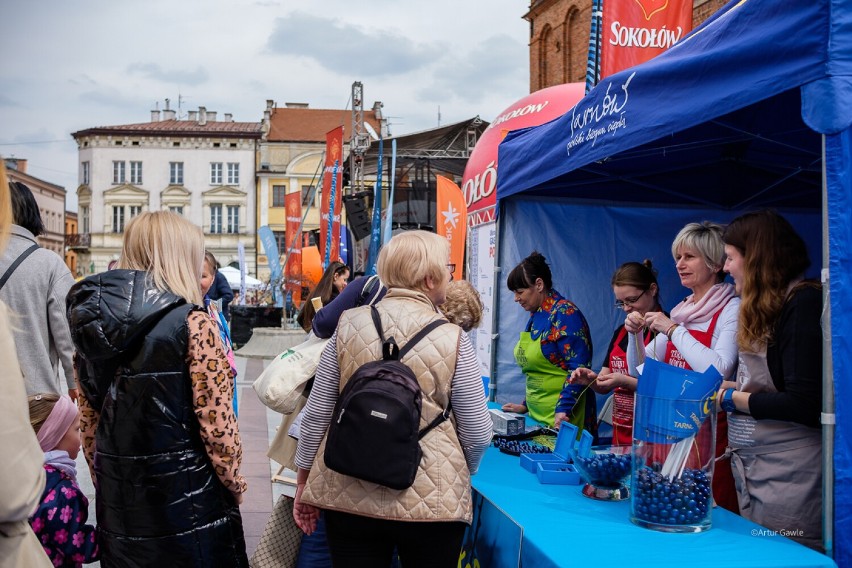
xmin=324 ymin=305 xmax=451 ymax=490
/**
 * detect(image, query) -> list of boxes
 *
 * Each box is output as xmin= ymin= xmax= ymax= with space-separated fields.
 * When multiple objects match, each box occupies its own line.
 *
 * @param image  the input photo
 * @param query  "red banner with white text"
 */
xmin=436 ymin=175 xmax=467 ymax=280
xmin=319 ymin=126 xmax=344 ymax=266
xmin=284 ymin=191 xmax=303 ymax=308
xmin=601 ymin=0 xmax=692 ymax=79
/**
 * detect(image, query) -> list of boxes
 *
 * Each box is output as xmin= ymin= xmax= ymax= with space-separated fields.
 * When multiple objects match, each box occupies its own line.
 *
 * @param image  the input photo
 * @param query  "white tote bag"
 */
xmin=252 ymin=332 xmax=330 ymax=414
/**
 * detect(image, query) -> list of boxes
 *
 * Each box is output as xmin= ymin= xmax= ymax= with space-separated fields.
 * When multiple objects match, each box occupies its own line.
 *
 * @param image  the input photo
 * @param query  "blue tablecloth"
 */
xmin=472 ymin=442 xmax=836 ymax=567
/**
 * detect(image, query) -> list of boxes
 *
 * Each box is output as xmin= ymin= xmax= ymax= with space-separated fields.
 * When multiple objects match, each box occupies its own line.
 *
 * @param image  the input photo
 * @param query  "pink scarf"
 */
xmin=670 ymin=282 xmax=736 ymax=325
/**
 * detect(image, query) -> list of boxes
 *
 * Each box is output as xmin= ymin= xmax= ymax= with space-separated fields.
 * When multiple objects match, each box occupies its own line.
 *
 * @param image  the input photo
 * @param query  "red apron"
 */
xmin=663 ymin=308 xmax=739 ymax=514
xmin=608 ymin=326 xmax=653 ymax=446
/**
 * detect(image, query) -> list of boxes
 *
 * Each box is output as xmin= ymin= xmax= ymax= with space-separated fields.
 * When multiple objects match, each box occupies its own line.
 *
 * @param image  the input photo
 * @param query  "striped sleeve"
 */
xmin=451 ymin=333 xmax=493 ymax=474
xmin=294 ymin=332 xmax=341 ymax=470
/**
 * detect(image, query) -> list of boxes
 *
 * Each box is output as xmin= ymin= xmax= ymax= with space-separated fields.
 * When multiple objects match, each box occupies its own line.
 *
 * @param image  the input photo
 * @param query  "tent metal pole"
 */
xmin=820 ymin=134 xmax=835 ymax=558
xmin=487 ymin=202 xmax=505 ymax=402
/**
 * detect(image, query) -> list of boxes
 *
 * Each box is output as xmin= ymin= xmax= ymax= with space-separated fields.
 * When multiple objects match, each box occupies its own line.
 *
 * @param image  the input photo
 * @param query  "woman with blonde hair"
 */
xmin=625 ymin=221 xmax=740 ymax=513
xmin=66 ymin=211 xmax=248 ymax=567
xmin=292 ymin=230 xmax=492 ymax=567
xmin=439 ymin=279 xmax=484 ymax=332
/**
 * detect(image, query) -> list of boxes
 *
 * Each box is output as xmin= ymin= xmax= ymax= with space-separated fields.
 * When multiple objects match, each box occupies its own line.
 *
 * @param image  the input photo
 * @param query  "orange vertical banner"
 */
xmin=436 ymin=175 xmax=467 ymax=280
xmin=601 ymin=0 xmax=693 ymax=79
xmin=319 ymin=126 xmax=344 ymax=266
xmin=284 ymin=191 xmax=303 ymax=307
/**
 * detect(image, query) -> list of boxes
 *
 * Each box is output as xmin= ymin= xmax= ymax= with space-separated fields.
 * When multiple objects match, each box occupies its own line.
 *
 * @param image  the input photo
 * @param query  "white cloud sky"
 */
xmin=0 ymin=0 xmax=531 ymax=210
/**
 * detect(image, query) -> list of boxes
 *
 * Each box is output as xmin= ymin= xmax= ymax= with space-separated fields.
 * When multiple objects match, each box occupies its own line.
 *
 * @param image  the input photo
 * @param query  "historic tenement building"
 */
xmin=71 ymin=104 xmax=262 ymax=275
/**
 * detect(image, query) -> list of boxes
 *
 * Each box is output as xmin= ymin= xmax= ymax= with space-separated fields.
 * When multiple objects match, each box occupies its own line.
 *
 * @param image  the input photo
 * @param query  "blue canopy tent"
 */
xmin=494 ymin=0 xmax=851 ymax=561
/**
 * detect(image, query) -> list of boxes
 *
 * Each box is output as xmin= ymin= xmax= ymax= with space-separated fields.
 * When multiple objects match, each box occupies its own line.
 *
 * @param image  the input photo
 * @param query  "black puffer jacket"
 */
xmin=67 ymin=270 xmax=248 ymax=567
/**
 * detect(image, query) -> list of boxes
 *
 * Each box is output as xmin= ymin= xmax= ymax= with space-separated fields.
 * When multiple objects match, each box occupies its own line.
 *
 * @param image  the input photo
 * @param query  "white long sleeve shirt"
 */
xmin=627 ymin=297 xmax=740 ymax=380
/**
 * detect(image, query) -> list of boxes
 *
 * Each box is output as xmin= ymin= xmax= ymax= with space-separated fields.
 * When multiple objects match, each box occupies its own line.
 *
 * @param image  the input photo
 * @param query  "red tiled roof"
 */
xmin=72 ymin=120 xmax=263 ymax=139
xmin=267 ymin=107 xmax=382 ymax=142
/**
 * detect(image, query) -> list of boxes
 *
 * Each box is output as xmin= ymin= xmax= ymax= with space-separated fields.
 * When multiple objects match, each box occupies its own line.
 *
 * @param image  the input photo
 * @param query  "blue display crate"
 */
xmin=532 ymin=424 xmax=593 ymax=485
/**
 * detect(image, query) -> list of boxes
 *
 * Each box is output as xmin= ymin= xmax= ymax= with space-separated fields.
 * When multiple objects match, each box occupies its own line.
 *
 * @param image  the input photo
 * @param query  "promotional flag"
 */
xmin=284 ymin=191 xmax=303 ymax=308
xmin=366 ymin=136 xmax=384 ymax=275
xmin=257 ymin=225 xmax=284 ymax=307
xmin=382 ymin=139 xmax=397 ymax=246
xmin=320 ymin=126 xmax=344 ymax=268
xmin=585 ymin=0 xmax=603 ymax=92
xmin=435 ymin=175 xmax=467 ymax=280
xmin=600 ymin=0 xmax=692 ymax=79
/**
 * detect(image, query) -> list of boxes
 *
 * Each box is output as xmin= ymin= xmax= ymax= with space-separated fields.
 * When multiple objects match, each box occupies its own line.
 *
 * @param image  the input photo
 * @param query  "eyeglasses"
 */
xmin=614 ymin=289 xmax=647 ymax=309
xmin=446 ymin=263 xmax=456 ymax=275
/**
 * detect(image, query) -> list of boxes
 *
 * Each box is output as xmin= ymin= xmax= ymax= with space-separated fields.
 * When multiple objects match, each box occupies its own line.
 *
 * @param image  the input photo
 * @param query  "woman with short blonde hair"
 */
xmin=670 ymin=221 xmax=727 ymax=282
xmin=377 ymin=230 xmax=450 ymax=294
xmin=293 ymin=230 xmax=492 ymax=567
xmin=626 ymin=220 xmax=740 ymax=513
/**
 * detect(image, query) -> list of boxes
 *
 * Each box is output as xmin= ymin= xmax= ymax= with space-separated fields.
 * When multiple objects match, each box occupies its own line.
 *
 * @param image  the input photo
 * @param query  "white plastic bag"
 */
xmin=252 ymin=332 xmax=330 ymax=414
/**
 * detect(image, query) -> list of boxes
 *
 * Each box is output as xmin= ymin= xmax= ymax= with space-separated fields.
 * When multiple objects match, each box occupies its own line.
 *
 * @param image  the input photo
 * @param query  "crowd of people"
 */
xmin=0 ymin=150 xmax=826 ymax=568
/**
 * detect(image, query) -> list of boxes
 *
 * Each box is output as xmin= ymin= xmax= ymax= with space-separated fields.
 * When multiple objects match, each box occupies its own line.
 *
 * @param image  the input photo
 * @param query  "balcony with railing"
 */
xmin=66 ymin=233 xmax=91 ymax=250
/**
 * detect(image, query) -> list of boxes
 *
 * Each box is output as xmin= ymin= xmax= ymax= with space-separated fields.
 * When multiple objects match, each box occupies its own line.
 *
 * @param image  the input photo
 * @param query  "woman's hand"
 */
xmin=642 ymin=312 xmax=675 ymax=336
xmin=624 ymin=311 xmax=645 ymax=334
xmin=502 ymin=402 xmax=527 ymax=414
xmin=569 ymin=367 xmax=597 ymax=386
xmin=596 ymin=372 xmax=635 ymax=393
xmin=293 ymin=483 xmax=320 ymax=535
xmin=554 ymin=412 xmax=568 ymax=429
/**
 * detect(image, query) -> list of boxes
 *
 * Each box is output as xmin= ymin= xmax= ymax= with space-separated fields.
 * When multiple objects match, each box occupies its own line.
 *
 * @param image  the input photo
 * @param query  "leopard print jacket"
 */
xmin=77 ymin=310 xmax=246 ymax=499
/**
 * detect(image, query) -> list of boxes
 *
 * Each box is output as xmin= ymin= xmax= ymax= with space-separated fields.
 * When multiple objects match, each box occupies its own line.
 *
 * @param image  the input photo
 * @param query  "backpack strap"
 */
xmin=418 ymin=397 xmax=453 ymax=441
xmin=368 ymin=305 xmax=453 ymax=437
xmin=0 ymin=244 xmax=39 ymax=292
xmin=357 ymin=275 xmax=382 ymax=307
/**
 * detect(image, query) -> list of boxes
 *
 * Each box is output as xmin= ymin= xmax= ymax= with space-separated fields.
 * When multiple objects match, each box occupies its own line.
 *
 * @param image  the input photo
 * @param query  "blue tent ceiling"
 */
xmin=516 ymin=89 xmax=823 ymax=210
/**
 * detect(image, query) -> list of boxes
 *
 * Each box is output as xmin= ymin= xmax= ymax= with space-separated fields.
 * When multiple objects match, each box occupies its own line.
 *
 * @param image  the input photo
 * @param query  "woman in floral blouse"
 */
xmin=503 ymin=251 xmax=595 ymax=433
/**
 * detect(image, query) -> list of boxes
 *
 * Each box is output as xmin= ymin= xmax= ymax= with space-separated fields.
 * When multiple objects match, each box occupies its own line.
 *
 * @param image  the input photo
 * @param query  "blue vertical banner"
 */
xmin=366 ymin=136 xmax=384 ymax=275
xmin=257 ymin=225 xmax=284 ymax=307
xmin=585 ymin=0 xmax=603 ymax=93
xmin=382 ymin=139 xmax=397 ymax=246
xmin=323 ymin=160 xmax=339 ymax=269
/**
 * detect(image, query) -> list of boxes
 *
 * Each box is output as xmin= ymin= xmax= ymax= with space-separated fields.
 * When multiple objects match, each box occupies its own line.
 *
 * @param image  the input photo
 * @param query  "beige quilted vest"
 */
xmin=300 ymin=288 xmax=474 ymax=523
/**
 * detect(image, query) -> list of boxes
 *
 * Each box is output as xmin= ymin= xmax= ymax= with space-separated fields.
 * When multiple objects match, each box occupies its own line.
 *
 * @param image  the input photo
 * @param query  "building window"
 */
xmin=82 ymin=162 xmax=90 ymax=185
xmin=302 ymin=185 xmax=316 ymax=207
xmin=130 ymin=161 xmax=143 ymax=184
xmin=210 ymin=204 xmax=223 ymax=234
xmin=129 ymin=205 xmax=142 ymax=219
xmin=227 ymin=163 xmax=240 ymax=185
xmin=210 ymin=162 xmax=223 ymax=184
xmin=112 ymin=161 xmax=126 ymax=184
xmin=169 ymin=162 xmax=184 ymax=185
xmin=81 ymin=206 xmax=89 ymax=233
xmin=112 ymin=205 xmax=125 ymax=233
xmin=226 ymin=205 xmax=240 ymax=234
xmin=274 ymin=230 xmax=287 ymax=253
xmin=272 ymin=185 xmax=286 ymax=207
xmin=169 ymin=206 xmax=184 ymax=216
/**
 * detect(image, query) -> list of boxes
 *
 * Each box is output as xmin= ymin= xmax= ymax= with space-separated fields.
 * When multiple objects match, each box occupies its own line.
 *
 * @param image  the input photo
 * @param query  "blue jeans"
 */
xmin=295 ymin=512 xmax=332 ymax=568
